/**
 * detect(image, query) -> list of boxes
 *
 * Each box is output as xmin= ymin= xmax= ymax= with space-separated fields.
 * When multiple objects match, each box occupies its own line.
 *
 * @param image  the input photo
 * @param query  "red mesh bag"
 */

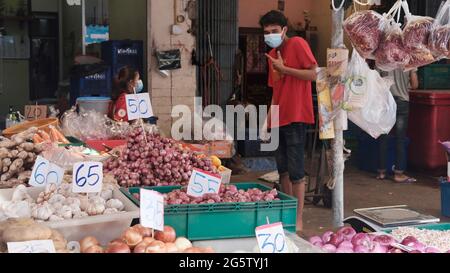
xmin=375 ymin=22 xmax=410 ymax=71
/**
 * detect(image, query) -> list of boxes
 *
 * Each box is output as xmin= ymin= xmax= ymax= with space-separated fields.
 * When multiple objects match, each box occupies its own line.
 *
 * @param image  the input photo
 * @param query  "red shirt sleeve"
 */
xmin=113 ymin=94 xmax=129 ymax=122
xmin=294 ymin=38 xmax=318 ymax=69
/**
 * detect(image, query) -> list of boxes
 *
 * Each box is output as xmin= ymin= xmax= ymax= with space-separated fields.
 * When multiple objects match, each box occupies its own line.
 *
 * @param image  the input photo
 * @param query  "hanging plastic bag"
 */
xmin=344 ymin=10 xmax=385 ymax=59
xmin=402 ymin=1 xmax=436 ymax=69
xmin=375 ymin=19 xmax=410 ymax=71
xmin=343 ymin=50 xmax=370 ymax=111
xmin=156 ymin=49 xmax=182 ymax=70
xmin=347 ymin=65 xmax=396 ymax=139
xmin=428 ymin=0 xmax=450 ymax=59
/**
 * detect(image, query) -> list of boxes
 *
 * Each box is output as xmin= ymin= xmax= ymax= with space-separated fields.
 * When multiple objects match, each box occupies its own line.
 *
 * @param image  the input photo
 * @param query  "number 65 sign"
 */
xmin=125 ymin=93 xmax=154 ymax=121
xmin=72 ymin=162 xmax=103 ymax=193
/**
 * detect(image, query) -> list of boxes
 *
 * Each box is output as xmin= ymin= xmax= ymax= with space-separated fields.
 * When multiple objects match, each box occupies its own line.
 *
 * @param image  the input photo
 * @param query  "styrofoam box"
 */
xmin=220 ymin=167 xmax=232 ymax=184
xmin=0 ymin=187 xmax=139 ymax=245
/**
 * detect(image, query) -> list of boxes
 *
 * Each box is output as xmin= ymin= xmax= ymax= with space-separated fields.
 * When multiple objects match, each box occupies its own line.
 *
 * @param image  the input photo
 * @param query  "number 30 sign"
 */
xmin=255 ymin=222 xmax=289 ymax=254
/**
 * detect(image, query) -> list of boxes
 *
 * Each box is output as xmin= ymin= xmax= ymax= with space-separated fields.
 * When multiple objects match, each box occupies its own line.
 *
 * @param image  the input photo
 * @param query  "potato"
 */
xmin=0 ymin=148 xmax=9 ymax=159
xmin=2 ymin=224 xmax=52 ymax=243
xmin=0 ymin=140 xmax=16 ymax=149
xmin=17 ymin=151 xmax=28 ymax=160
xmin=19 ymin=143 xmax=35 ymax=153
xmin=9 ymin=159 xmax=24 ymax=173
xmin=10 ymin=150 xmax=19 ymax=159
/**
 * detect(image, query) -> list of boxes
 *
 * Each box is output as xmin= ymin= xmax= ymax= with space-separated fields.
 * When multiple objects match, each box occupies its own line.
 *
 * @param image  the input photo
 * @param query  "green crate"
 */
xmin=384 ymin=223 xmax=450 ymax=234
xmin=419 ymin=64 xmax=450 ymax=90
xmin=121 ymin=183 xmax=298 ymax=241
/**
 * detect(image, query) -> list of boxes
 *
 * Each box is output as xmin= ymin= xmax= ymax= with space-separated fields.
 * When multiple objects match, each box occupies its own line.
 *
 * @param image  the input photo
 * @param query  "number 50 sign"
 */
xmin=126 ymin=93 xmax=154 ymax=120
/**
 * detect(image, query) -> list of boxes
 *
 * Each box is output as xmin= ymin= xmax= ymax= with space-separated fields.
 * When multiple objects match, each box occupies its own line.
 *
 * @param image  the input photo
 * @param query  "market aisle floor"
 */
xmin=231 ymin=166 xmax=448 ymax=239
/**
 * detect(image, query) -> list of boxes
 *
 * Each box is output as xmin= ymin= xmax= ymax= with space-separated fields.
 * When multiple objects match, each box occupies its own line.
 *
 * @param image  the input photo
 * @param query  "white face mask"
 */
xmin=264 ymin=28 xmax=286 ymax=48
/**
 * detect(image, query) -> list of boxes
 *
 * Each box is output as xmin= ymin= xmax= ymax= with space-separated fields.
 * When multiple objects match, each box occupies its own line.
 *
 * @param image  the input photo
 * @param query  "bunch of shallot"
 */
xmin=104 ymin=128 xmax=216 ymax=187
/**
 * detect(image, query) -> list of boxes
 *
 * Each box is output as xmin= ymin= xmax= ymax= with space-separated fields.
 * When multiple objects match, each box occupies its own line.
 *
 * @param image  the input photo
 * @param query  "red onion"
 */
xmin=322 ymin=244 xmax=337 ymax=253
xmin=401 ymin=236 xmax=419 ymax=248
xmin=424 ymin=247 xmax=441 ymax=253
xmin=322 ymin=231 xmax=334 ymax=244
xmin=351 ymin=233 xmax=372 ymax=248
xmin=373 ymin=235 xmax=395 ymax=247
xmin=329 ymin=233 xmax=345 ymax=247
xmin=338 ymin=241 xmax=354 ymax=249
xmin=309 ymin=236 xmax=323 ymax=246
xmin=388 ymin=248 xmax=404 ymax=253
xmin=337 ymin=227 xmax=357 ymax=241
xmin=336 ymin=246 xmax=354 ymax=253
xmin=409 ymin=250 xmax=423 ymax=254
xmin=370 ymin=242 xmax=388 ymax=253
xmin=354 ymin=245 xmax=370 ymax=253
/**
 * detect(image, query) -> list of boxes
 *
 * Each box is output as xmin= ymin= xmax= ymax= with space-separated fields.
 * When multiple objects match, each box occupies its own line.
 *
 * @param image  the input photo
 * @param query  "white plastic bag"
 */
xmin=344 ymin=50 xmax=371 ymax=111
xmin=347 ymin=60 xmax=397 ymax=139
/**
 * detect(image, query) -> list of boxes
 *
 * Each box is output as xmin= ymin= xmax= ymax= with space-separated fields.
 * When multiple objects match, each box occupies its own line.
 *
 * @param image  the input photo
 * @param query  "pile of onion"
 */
xmin=79 ymin=225 xmax=214 ymax=254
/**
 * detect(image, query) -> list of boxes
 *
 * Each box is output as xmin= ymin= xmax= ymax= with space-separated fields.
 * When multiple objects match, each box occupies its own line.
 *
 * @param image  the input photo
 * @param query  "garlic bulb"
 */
xmin=89 ymin=196 xmax=106 ymax=205
xmin=64 ymin=197 xmax=81 ymax=207
xmin=32 ymin=203 xmax=55 ymax=221
xmin=73 ymin=211 xmax=89 ymax=219
xmin=69 ymin=203 xmax=81 ymax=214
xmin=48 ymin=194 xmax=66 ymax=205
xmin=103 ymin=208 xmax=119 ymax=215
xmin=49 ymin=215 xmax=65 ymax=222
xmin=1 ymin=201 xmax=31 ymax=219
xmin=56 ymin=205 xmax=73 ymax=219
xmin=86 ymin=202 xmax=105 ymax=216
xmin=11 ymin=185 xmax=33 ymax=203
xmin=100 ymin=189 xmax=113 ymax=201
xmin=51 ymin=202 xmax=63 ymax=211
xmin=106 ymin=199 xmax=124 ymax=211
xmin=79 ymin=196 xmax=90 ymax=211
xmin=37 ymin=184 xmax=57 ymax=204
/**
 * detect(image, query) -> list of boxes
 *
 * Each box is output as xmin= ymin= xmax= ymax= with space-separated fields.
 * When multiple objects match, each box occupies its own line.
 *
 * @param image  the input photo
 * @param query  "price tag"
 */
xmin=125 ymin=93 xmax=154 ymax=121
xmin=72 ymin=162 xmax=103 ymax=193
xmin=140 ymin=189 xmax=164 ymax=231
xmin=187 ymin=168 xmax=222 ymax=198
xmin=24 ymin=105 xmax=47 ymax=120
xmin=255 ymin=222 xmax=288 ymax=254
xmin=7 ymin=240 xmax=56 ymax=253
xmin=29 ymin=156 xmax=65 ymax=187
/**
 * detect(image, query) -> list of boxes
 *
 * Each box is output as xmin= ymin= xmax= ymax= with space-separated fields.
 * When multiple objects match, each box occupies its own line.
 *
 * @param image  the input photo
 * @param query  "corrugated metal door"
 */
xmin=197 ymin=0 xmax=238 ymax=107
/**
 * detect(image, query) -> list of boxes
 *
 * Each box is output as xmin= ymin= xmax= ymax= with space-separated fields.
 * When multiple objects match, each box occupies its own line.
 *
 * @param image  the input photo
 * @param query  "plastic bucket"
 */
xmin=77 ymin=97 xmax=111 ymax=116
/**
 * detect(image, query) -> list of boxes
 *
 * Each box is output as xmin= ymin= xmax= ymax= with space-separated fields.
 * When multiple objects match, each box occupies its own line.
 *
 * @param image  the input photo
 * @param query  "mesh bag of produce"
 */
xmin=375 ymin=20 xmax=410 ymax=71
xmin=344 ymin=10 xmax=385 ymax=59
xmin=428 ymin=0 xmax=450 ymax=59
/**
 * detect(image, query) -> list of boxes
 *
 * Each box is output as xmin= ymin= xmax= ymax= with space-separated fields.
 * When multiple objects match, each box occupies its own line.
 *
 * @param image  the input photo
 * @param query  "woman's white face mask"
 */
xmin=264 ymin=28 xmax=286 ymax=48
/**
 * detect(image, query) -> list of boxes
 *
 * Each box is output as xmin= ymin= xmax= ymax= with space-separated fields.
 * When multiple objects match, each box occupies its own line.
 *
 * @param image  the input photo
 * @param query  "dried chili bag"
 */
xmin=375 ymin=21 xmax=410 ymax=71
xmin=428 ymin=0 xmax=450 ymax=59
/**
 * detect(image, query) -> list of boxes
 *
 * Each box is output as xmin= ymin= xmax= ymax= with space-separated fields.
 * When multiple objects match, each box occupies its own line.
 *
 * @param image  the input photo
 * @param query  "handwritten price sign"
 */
xmin=29 ymin=156 xmax=65 ymax=187
xmin=125 ymin=93 xmax=154 ymax=121
xmin=255 ymin=222 xmax=288 ymax=254
xmin=140 ymin=189 xmax=164 ymax=231
xmin=7 ymin=240 xmax=56 ymax=253
xmin=187 ymin=169 xmax=222 ymax=197
xmin=72 ymin=162 xmax=103 ymax=193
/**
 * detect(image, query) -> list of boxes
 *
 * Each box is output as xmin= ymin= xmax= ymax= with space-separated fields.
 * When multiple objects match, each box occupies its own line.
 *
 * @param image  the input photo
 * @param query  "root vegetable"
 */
xmin=84 ymin=245 xmax=104 ymax=253
xmin=145 ymin=241 xmax=167 ymax=253
xmin=106 ymin=242 xmax=131 ymax=253
xmin=121 ymin=228 xmax=143 ymax=248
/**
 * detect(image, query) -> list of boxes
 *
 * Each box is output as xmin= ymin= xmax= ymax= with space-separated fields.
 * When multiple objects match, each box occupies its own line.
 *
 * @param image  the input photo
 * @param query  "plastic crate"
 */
xmin=101 ymin=40 xmax=144 ymax=77
xmin=442 ymin=180 xmax=450 ymax=217
xmin=70 ymin=64 xmax=112 ymax=105
xmin=121 ymin=183 xmax=297 ymax=241
xmin=419 ymin=64 xmax=450 ymax=90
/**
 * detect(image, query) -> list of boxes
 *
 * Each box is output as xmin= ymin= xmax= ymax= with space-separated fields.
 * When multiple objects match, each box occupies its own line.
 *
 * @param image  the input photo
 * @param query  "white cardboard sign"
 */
xmin=140 ymin=189 xmax=164 ymax=232
xmin=125 ymin=93 xmax=154 ymax=121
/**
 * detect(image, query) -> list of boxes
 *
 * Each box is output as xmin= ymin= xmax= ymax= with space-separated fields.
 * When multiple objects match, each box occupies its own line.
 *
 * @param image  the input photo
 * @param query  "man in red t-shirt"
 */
xmin=260 ymin=10 xmax=318 ymax=232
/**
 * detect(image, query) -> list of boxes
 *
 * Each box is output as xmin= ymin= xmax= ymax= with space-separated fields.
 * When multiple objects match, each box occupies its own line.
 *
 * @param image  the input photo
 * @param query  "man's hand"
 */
xmin=266 ymin=51 xmax=286 ymax=74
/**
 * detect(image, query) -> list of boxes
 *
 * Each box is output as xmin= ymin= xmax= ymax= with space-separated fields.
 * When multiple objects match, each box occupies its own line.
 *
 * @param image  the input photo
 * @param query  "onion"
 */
xmin=336 ymin=246 xmax=354 ymax=253
xmin=175 ymin=237 xmax=193 ymax=251
xmin=165 ymin=243 xmax=179 ymax=253
xmin=145 ymin=240 xmax=167 ymax=253
xmin=351 ymin=233 xmax=372 ymax=248
xmin=308 ymin=236 xmax=323 ymax=246
xmin=373 ymin=235 xmax=395 ymax=247
xmin=321 ymin=244 xmax=337 ymax=253
xmin=329 ymin=233 xmax=345 ymax=247
xmin=184 ymin=247 xmax=202 ymax=253
xmin=354 ymin=245 xmax=370 ymax=253
xmin=155 ymin=226 xmax=177 ymax=243
xmin=321 ymin=231 xmax=334 ymax=244
xmin=388 ymin=248 xmax=404 ymax=253
xmin=370 ymin=242 xmax=388 ymax=253
xmin=410 ymin=250 xmax=423 ymax=253
xmin=84 ymin=245 xmax=105 ymax=253
xmin=132 ymin=224 xmax=153 ymax=237
xmin=338 ymin=241 xmax=354 ymax=249
xmin=106 ymin=242 xmax=131 ymax=253
xmin=401 ymin=236 xmax=419 ymax=247
xmin=424 ymin=247 xmax=441 ymax=253
xmin=133 ymin=242 xmax=149 ymax=254
xmin=121 ymin=228 xmax=144 ymax=247
xmin=80 ymin=236 xmax=100 ymax=253
xmin=337 ymin=227 xmax=357 ymax=241
xmin=141 ymin=237 xmax=156 ymax=245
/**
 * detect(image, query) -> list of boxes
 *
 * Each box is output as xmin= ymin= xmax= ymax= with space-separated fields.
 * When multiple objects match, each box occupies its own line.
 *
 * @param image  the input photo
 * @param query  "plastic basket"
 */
xmin=121 ymin=183 xmax=298 ymax=241
xmin=419 ymin=64 xmax=450 ymax=90
xmin=2 ymin=118 xmax=59 ymax=138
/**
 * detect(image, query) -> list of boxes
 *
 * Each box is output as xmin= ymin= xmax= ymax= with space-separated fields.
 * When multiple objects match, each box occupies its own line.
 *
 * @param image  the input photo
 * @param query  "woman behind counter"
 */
xmin=109 ymin=66 xmax=143 ymax=122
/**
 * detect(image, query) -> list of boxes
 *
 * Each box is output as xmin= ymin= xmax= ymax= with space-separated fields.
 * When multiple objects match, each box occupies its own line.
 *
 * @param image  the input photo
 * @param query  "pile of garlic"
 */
xmin=0 ymin=182 xmax=126 ymax=223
